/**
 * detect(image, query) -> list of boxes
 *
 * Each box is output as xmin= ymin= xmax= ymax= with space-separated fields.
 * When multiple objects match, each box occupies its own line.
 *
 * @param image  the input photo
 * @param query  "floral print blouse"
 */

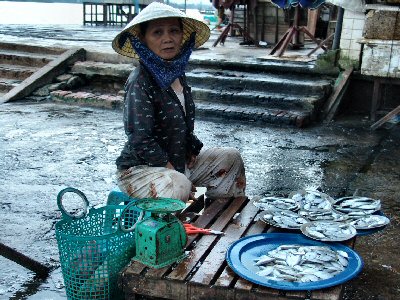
xmin=116 ymin=63 xmax=203 ymax=174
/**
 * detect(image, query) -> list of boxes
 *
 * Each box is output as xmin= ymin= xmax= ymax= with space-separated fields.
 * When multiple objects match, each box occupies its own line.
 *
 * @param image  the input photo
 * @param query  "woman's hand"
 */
xmin=188 ymin=184 xmax=197 ymax=202
xmin=166 ymin=161 xmax=175 ymax=170
xmin=187 ymin=155 xmax=197 ymax=169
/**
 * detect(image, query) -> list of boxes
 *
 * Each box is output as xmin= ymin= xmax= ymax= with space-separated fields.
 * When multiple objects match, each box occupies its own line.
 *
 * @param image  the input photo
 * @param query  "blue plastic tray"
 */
xmin=226 ymin=233 xmax=363 ymax=291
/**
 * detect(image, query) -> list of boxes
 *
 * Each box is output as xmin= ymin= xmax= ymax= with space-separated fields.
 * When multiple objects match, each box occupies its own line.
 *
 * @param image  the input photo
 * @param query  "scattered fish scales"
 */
xmin=262 ymin=209 xmax=309 ymax=229
xmin=290 ymin=189 xmax=333 ymax=212
xmin=349 ymin=214 xmax=390 ymax=229
xmin=253 ymin=196 xmax=299 ymax=211
xmin=301 ymin=221 xmax=357 ymax=242
xmin=254 ymin=244 xmax=348 ymax=283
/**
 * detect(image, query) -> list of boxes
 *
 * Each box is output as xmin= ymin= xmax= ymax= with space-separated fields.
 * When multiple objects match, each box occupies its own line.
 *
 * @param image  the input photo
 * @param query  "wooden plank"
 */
xmin=285 ymin=290 xmax=310 ymax=299
xmin=370 ymin=78 xmax=382 ymax=121
xmin=370 ymin=104 xmax=400 ymax=130
xmin=254 ymin=286 xmax=300 ymax=299
xmin=215 ymin=206 xmax=269 ymax=288
xmin=311 ymin=285 xmax=344 ymax=300
xmin=167 ymin=197 xmax=247 ymax=281
xmin=125 ymin=260 xmax=147 ymax=276
xmin=234 ymin=221 xmax=272 ymax=290
xmin=144 ymin=198 xmax=231 ymax=279
xmin=323 ymin=67 xmax=354 ymax=122
xmin=307 ymin=9 xmax=320 ymax=36
xmin=1 ymin=48 xmax=85 ymax=103
xmin=0 ymin=242 xmax=51 ymax=278
xmin=121 ymin=272 xmax=188 ymax=300
xmin=190 ymin=282 xmax=291 ymax=300
xmin=189 ymin=283 xmax=235 ymax=300
xmin=190 ymin=197 xmax=259 ymax=285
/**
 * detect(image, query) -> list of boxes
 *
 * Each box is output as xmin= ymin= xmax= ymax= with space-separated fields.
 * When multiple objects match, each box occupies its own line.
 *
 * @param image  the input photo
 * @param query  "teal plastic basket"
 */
xmin=55 ymin=187 xmax=140 ymax=300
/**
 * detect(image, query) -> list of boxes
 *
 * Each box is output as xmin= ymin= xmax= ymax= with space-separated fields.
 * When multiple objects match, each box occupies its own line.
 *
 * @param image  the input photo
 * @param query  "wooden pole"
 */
xmin=0 ymin=242 xmax=51 ymax=278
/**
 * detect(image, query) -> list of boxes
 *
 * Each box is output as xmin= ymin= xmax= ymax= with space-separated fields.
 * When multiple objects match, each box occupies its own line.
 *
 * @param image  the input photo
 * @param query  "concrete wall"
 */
xmin=339 ymin=10 xmax=365 ymax=62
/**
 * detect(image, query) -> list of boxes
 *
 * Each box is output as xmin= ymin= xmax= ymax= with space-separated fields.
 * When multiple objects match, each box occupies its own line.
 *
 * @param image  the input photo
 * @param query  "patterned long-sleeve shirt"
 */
xmin=116 ymin=63 xmax=203 ymax=173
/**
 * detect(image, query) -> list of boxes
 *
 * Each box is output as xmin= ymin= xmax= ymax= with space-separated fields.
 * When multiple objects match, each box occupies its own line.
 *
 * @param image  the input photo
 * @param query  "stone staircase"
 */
xmin=185 ymin=61 xmax=334 ymax=127
xmin=49 ymin=55 xmax=335 ymax=127
xmin=0 ymin=42 xmax=337 ymax=127
xmin=0 ymin=42 xmax=84 ymax=103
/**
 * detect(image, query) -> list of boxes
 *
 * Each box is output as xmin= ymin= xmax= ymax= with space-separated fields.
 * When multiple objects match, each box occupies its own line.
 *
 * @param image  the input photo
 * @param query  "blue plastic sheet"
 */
xmin=271 ymin=0 xmax=326 ymax=9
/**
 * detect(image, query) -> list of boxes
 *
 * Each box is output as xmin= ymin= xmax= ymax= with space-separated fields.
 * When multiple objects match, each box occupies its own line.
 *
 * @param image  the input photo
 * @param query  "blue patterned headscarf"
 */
xmin=128 ymin=32 xmax=196 ymax=90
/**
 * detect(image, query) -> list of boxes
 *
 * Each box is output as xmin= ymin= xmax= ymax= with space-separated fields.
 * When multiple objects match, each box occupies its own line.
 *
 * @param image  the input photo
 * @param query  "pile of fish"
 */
xmin=349 ymin=214 xmax=390 ymax=229
xmin=254 ymin=244 xmax=349 ymax=282
xmin=254 ymin=196 xmax=299 ymax=211
xmin=254 ymin=190 xmax=390 ymax=241
xmin=291 ymin=190 xmax=333 ymax=212
xmin=301 ymin=221 xmax=357 ymax=242
xmin=298 ymin=209 xmax=347 ymax=222
xmin=262 ymin=210 xmax=309 ymax=229
xmin=332 ymin=197 xmax=381 ymax=216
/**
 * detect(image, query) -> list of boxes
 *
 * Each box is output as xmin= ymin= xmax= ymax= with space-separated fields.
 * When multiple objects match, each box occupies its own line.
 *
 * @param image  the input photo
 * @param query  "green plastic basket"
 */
xmin=55 ymin=187 xmax=140 ymax=300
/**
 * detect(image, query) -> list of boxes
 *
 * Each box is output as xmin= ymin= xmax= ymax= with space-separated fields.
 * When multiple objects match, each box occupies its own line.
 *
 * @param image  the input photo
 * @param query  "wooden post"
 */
xmin=307 ymin=8 xmax=319 ymax=36
xmin=103 ymin=4 xmax=108 ymax=26
xmin=370 ymin=105 xmax=400 ymax=130
xmin=371 ymin=78 xmax=382 ymax=121
xmin=323 ymin=67 xmax=354 ymax=122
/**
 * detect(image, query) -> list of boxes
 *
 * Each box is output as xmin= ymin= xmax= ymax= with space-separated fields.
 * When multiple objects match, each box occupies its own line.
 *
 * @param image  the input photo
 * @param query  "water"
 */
xmin=0 ymin=1 xmax=213 ymax=25
xmin=0 ymin=2 xmax=83 ymax=25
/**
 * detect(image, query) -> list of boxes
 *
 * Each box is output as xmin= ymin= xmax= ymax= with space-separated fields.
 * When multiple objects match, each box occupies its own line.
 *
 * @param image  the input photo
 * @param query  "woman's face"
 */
xmin=142 ymin=18 xmax=183 ymax=60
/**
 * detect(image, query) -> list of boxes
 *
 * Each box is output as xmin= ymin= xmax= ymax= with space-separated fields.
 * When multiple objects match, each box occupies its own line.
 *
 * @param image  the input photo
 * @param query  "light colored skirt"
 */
xmin=115 ymin=147 xmax=246 ymax=201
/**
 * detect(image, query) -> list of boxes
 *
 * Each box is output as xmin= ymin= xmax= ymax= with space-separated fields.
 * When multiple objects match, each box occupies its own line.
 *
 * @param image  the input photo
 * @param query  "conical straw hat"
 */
xmin=112 ymin=2 xmax=210 ymax=59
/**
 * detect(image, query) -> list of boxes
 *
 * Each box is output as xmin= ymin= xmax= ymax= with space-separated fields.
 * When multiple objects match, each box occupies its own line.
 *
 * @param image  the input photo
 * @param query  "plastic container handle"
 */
xmin=119 ymin=201 xmax=144 ymax=233
xmin=57 ymin=187 xmax=89 ymax=220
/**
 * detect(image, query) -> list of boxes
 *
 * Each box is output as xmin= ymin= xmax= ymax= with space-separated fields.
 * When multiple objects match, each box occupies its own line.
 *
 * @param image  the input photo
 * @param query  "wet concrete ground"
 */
xmin=0 ymin=24 xmax=399 ymax=300
xmin=0 ymin=100 xmax=399 ymax=299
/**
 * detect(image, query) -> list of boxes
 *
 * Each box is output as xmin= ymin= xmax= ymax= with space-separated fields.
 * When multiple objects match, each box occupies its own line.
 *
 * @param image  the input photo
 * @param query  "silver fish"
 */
xmin=262 ymin=210 xmax=309 ymax=229
xmin=290 ymin=189 xmax=333 ymax=212
xmin=253 ymin=244 xmax=349 ymax=283
xmin=350 ymin=214 xmax=390 ymax=229
xmin=301 ymin=221 xmax=357 ymax=241
xmin=333 ymin=196 xmax=381 ymax=215
xmin=298 ymin=209 xmax=348 ymax=222
xmin=254 ymin=196 xmax=299 ymax=211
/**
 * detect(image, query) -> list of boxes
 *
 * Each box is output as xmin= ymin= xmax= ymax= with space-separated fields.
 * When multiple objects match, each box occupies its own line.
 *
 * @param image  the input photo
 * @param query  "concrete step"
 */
xmin=187 ymin=67 xmax=332 ymax=96
xmin=50 ymin=89 xmax=124 ymax=109
xmin=0 ymin=63 xmax=39 ymax=80
xmin=0 ymin=43 xmax=85 ymax=104
xmin=0 ymin=49 xmax=57 ymax=68
xmin=49 ymin=89 xmax=312 ymax=127
xmin=191 ymin=87 xmax=323 ymax=111
xmin=0 ymin=77 xmax=20 ymax=93
xmin=46 ymin=57 xmax=335 ymax=127
xmin=189 ymin=54 xmax=337 ymax=77
xmin=0 ymin=42 xmax=65 ymax=55
xmin=195 ymin=100 xmax=312 ymax=127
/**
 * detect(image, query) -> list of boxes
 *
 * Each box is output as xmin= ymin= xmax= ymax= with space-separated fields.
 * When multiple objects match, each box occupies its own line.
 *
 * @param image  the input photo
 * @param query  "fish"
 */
xmin=349 ymin=214 xmax=390 ymax=229
xmin=290 ymin=190 xmax=333 ymax=212
xmin=332 ymin=196 xmax=381 ymax=215
xmin=254 ymin=196 xmax=299 ymax=211
xmin=298 ymin=209 xmax=348 ymax=222
xmin=253 ymin=244 xmax=349 ymax=283
xmin=301 ymin=221 xmax=357 ymax=241
xmin=261 ymin=210 xmax=309 ymax=229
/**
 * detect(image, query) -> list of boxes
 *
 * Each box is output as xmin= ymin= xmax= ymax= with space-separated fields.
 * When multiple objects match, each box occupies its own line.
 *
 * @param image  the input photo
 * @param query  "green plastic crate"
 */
xmin=55 ymin=187 xmax=140 ymax=300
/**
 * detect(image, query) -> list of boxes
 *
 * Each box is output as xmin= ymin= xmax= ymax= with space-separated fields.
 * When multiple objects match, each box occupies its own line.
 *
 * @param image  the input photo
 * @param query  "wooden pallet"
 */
xmin=120 ymin=197 xmax=345 ymax=300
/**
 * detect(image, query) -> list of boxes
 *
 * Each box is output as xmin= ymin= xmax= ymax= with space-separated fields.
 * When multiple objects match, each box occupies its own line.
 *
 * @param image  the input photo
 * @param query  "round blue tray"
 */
xmin=226 ymin=233 xmax=363 ymax=291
